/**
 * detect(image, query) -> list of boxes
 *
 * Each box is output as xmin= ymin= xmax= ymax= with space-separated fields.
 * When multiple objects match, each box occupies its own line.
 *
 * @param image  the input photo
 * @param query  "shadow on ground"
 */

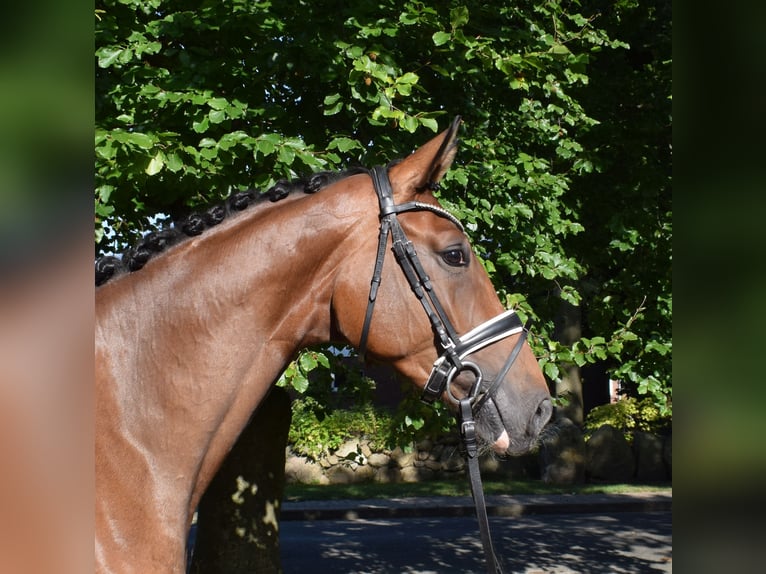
xmin=279 ymin=512 xmax=672 ymax=573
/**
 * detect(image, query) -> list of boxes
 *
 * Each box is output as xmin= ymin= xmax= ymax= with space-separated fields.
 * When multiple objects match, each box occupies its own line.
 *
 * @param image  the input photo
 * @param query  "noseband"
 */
xmin=359 ymin=166 xmax=528 ymax=414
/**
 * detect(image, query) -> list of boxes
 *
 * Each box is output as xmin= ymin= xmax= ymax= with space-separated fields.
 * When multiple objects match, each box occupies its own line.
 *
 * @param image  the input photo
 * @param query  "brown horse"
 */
xmin=95 ymin=118 xmax=552 ymax=573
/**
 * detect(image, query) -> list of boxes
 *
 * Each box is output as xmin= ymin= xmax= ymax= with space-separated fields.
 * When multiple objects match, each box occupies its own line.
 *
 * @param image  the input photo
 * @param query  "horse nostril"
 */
xmin=531 ymin=397 xmax=553 ymax=434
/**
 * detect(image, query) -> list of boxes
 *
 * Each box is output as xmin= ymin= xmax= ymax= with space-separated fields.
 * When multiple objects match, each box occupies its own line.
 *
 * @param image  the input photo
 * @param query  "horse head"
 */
xmin=330 ymin=117 xmax=552 ymax=455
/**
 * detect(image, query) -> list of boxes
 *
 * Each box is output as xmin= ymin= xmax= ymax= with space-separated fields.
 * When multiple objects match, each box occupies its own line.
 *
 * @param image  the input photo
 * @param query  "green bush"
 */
xmin=583 ymin=396 xmax=671 ymax=440
xmin=284 ymin=347 xmax=458 ymax=459
xmin=288 ymin=386 xmax=457 ymax=460
xmin=383 ymin=387 xmax=455 ymax=451
xmin=288 ymin=397 xmax=393 ymax=460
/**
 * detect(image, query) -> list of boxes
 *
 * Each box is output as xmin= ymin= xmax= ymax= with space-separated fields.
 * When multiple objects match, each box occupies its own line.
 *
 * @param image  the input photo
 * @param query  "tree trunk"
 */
xmin=189 ymin=387 xmax=292 ymax=574
xmin=553 ymin=296 xmax=583 ymax=426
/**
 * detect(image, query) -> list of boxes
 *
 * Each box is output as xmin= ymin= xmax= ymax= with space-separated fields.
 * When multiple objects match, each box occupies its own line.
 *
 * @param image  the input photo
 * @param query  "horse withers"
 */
xmin=95 ymin=117 xmax=552 ymax=573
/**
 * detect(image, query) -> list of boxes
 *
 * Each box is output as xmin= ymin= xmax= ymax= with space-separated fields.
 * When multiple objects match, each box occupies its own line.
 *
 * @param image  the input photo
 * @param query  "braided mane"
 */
xmin=95 ymin=169 xmax=367 ymax=286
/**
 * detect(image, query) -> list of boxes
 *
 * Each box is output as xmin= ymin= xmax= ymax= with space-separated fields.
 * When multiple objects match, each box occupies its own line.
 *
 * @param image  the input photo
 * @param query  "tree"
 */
xmin=96 ymin=0 xmax=671 ymax=424
xmin=547 ymin=0 xmax=672 ymax=419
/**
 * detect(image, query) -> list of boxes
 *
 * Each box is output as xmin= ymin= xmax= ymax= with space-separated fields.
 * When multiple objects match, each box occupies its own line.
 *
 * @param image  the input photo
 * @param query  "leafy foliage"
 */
xmin=96 ymin=0 xmax=671 ymax=427
xmin=584 ymin=396 xmax=671 ymax=440
xmin=279 ymin=349 xmax=453 ymax=456
xmin=383 ymin=386 xmax=455 ymax=451
xmin=288 ymin=398 xmax=390 ymax=460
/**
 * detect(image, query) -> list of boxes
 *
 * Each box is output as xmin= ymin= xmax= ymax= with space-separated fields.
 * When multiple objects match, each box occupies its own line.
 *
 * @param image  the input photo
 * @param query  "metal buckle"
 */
xmin=445 ymin=362 xmax=482 ymax=405
xmin=421 ymin=357 xmax=452 ymax=403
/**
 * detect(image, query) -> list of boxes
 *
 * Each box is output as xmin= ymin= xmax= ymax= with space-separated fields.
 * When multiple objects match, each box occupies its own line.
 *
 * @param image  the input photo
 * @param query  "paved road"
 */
xmin=279 ymin=511 xmax=672 ymax=573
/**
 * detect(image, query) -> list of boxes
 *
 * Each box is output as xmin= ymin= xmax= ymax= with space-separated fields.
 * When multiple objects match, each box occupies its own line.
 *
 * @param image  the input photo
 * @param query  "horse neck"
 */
xmin=99 ymin=185 xmax=370 ymax=386
xmin=96 ymin=182 xmax=373 ymax=513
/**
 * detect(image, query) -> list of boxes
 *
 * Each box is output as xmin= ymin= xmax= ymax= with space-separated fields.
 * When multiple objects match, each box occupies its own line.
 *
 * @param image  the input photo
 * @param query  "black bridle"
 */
xmin=358 ymin=166 xmax=530 ymax=574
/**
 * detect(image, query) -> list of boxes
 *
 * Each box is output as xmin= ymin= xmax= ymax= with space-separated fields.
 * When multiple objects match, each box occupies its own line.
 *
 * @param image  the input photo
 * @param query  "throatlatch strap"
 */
xmin=358 ymin=217 xmax=391 ymax=358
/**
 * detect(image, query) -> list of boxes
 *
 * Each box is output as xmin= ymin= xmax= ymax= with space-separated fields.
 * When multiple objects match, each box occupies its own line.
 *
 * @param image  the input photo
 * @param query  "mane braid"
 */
xmin=95 ymin=169 xmax=367 ymax=286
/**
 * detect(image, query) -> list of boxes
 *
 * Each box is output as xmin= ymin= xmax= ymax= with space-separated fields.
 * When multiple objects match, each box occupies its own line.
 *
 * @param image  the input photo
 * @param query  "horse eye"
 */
xmin=441 ymin=247 xmax=468 ymax=267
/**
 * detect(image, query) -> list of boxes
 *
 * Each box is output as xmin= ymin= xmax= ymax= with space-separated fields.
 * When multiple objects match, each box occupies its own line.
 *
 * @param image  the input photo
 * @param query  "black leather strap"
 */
xmin=360 ymin=164 xmax=522 ymax=573
xmin=472 ymin=324 xmax=529 ymax=415
xmin=459 ymin=398 xmax=504 ymax=574
xmin=359 ymin=165 xmax=463 ymax=360
xmin=358 ymin=216 xmax=391 ymax=358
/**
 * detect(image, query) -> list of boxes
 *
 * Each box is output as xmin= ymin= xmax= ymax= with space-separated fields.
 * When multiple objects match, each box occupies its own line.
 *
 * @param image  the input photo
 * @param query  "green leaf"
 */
xmin=118 ymin=48 xmax=134 ymax=64
xmin=97 ymin=185 xmax=114 ymax=203
xmin=192 ymin=117 xmax=209 ymax=133
xmin=277 ymin=144 xmax=295 ymax=164
xmin=97 ymin=47 xmax=123 ymax=68
xmin=299 ymin=353 xmax=318 ymax=371
xmin=432 ymin=31 xmax=451 ymax=46
xmin=323 ymin=93 xmax=344 ymax=115
xmin=328 ymin=137 xmax=360 ymax=153
xmin=96 ymin=139 xmax=116 ymax=160
xmin=165 ymin=152 xmax=184 ymax=173
xmin=291 ymin=371 xmax=309 ymax=394
xmin=255 ymin=135 xmax=280 ymax=156
xmin=449 ymin=6 xmax=469 ymax=28
xmin=139 ymin=84 xmax=161 ymax=96
xmin=401 ymin=115 xmax=418 ymax=132
xmin=404 ymin=415 xmax=425 ymax=430
xmin=208 ymin=109 xmax=226 ymax=124
xmin=316 ymin=352 xmax=330 ymax=369
xmin=125 ymin=132 xmax=154 ymax=150
xmin=145 ymin=152 xmax=164 ymax=175
xmin=543 ymin=361 xmax=559 ymax=380
xmin=207 ymin=97 xmax=228 ymax=110
xmin=199 ymin=147 xmax=218 ymax=160
xmin=419 ymin=117 xmax=438 ymax=132
xmin=95 ymin=202 xmax=114 ymax=218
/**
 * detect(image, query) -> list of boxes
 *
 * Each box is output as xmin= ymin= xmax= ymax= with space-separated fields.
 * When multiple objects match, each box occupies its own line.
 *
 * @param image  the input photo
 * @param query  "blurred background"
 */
xmin=0 ymin=1 xmax=92 ymax=573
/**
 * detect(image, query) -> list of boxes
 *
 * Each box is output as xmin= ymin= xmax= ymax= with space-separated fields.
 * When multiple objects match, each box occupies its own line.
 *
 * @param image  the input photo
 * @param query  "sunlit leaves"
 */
xmin=277 ymin=350 xmax=331 ymax=394
xmin=432 ymin=31 xmax=450 ymax=46
xmin=145 ymin=152 xmax=164 ymax=175
xmin=96 ymin=0 xmax=671 ymax=419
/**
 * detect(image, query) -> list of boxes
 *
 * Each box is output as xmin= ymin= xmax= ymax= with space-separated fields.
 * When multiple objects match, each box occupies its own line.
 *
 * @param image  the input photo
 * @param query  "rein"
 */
xmin=359 ymin=166 xmax=530 ymax=574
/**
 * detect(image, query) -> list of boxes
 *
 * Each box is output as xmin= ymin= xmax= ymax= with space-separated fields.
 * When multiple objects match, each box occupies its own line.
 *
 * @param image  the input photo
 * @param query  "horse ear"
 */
xmin=389 ymin=115 xmax=461 ymax=195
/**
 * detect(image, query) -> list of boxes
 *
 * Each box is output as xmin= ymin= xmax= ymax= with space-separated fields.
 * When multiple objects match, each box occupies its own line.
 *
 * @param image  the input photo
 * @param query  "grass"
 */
xmin=284 ymin=478 xmax=672 ymax=502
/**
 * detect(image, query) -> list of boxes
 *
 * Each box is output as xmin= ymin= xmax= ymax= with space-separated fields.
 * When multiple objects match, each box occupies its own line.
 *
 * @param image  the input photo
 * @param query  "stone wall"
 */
xmin=539 ymin=422 xmax=672 ymax=485
xmin=285 ymin=433 xmax=539 ymax=485
xmin=285 ymin=423 xmax=672 ymax=486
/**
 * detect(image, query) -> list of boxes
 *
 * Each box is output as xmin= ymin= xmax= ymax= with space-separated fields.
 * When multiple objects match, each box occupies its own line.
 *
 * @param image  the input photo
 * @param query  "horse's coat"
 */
xmin=95 ymin=120 xmax=552 ymax=573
